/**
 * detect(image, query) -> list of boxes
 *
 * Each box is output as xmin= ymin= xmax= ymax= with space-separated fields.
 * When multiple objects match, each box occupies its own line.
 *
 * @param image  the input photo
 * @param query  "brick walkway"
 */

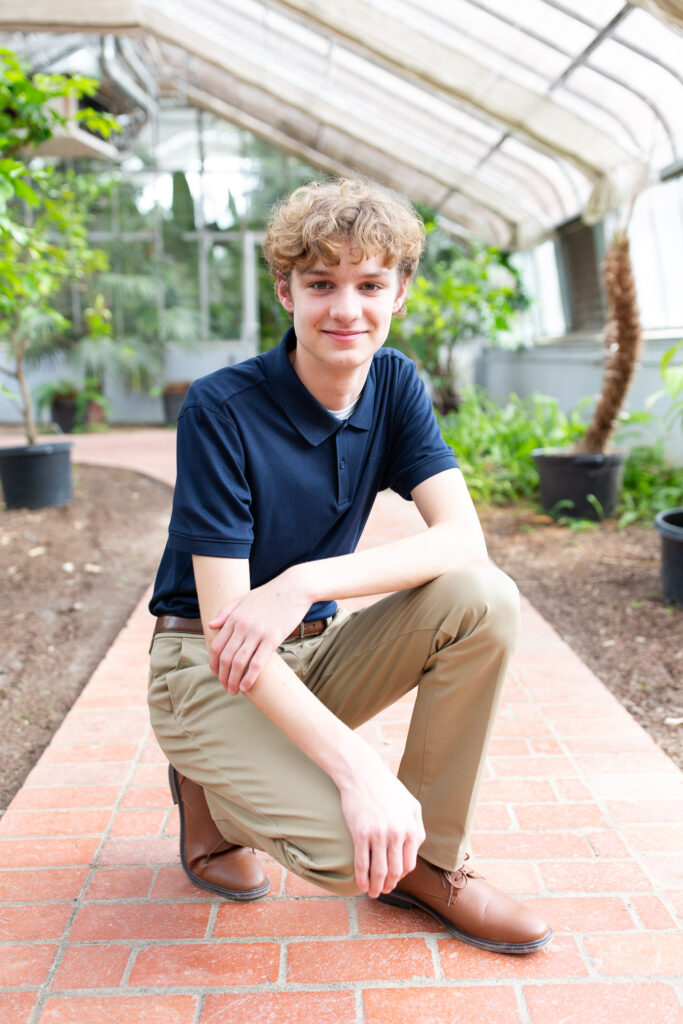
xmin=1 ymin=430 xmax=681 ymax=1024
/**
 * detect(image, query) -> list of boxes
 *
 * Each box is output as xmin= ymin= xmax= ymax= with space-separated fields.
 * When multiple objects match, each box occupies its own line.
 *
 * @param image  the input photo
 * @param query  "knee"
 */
xmin=432 ymin=563 xmax=521 ymax=649
xmin=280 ymin=832 xmax=361 ymax=898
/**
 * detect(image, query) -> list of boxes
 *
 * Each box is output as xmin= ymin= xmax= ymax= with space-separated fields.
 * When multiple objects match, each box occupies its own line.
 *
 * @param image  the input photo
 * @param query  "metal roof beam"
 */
xmin=272 ymin=0 xmax=640 ymax=180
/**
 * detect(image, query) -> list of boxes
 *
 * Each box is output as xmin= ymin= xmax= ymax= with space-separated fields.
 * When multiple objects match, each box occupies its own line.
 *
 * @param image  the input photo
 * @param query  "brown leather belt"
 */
xmin=153 ymin=614 xmax=330 ymax=642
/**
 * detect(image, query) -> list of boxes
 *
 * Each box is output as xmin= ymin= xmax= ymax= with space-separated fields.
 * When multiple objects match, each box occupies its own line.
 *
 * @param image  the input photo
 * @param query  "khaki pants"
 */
xmin=148 ymin=565 xmax=520 ymax=896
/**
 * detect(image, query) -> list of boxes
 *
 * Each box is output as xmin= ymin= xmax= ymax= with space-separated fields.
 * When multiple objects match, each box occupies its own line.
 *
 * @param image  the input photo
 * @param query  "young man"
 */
xmin=148 ymin=179 xmax=552 ymax=954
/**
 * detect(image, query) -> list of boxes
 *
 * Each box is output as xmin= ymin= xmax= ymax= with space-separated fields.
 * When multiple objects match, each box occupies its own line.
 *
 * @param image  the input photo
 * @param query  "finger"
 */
xmin=209 ymin=622 xmax=236 ymax=675
xmin=367 ymin=841 xmax=387 ymax=900
xmin=401 ymin=834 xmax=421 ymax=880
xmin=383 ymin=838 xmax=405 ymax=894
xmin=238 ymin=643 xmax=272 ymax=692
xmin=224 ymin=636 xmax=259 ymax=695
xmin=353 ymin=838 xmax=370 ymax=895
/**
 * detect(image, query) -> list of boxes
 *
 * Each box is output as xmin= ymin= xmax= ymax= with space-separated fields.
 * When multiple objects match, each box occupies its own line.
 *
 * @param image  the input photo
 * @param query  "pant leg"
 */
xmin=148 ymin=630 xmax=359 ymax=896
xmin=297 ymin=564 xmax=521 ymax=871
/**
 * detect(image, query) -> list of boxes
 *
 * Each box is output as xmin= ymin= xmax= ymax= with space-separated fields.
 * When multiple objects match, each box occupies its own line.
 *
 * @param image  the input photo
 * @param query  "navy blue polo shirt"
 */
xmin=150 ymin=328 xmax=457 ymax=620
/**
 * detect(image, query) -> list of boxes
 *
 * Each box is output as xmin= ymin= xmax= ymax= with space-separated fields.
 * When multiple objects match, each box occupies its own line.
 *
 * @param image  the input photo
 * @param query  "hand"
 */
xmin=208 ymin=569 xmax=311 ymax=695
xmin=338 ymin=749 xmax=425 ymax=898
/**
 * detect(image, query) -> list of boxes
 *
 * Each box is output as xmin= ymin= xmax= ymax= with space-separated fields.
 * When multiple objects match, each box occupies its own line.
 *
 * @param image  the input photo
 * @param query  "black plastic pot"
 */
xmin=0 ymin=442 xmax=73 ymax=510
xmin=655 ymin=508 xmax=683 ymax=607
xmin=532 ymin=448 xmax=625 ymax=521
xmin=51 ymin=397 xmax=77 ymax=434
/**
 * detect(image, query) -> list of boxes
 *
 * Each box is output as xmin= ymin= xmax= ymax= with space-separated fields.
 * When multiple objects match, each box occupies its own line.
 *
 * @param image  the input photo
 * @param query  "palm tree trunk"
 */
xmin=575 ymin=231 xmax=643 ymax=455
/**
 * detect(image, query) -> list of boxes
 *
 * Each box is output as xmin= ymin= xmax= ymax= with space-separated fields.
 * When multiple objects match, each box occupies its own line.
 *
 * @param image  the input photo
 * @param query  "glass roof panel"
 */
xmin=615 ymin=7 xmax=683 ymax=69
xmin=453 ymin=0 xmax=598 ymax=54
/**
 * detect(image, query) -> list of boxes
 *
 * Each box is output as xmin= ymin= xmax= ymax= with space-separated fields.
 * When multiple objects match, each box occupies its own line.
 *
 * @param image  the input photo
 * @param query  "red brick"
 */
xmin=201 ymin=992 xmax=356 ymax=1024
xmin=0 ymin=903 xmax=73 ymax=940
xmin=584 ymin=933 xmax=683 ymax=976
xmin=526 ymin=896 xmax=633 ymax=933
xmin=0 ymin=809 xmax=110 ymax=838
xmin=540 ymin=860 xmax=653 ymax=894
xmin=471 ymin=831 xmax=592 ymax=860
xmin=25 ymin=763 xmax=130 ymax=788
xmin=631 ymin=895 xmax=677 ymax=930
xmin=213 ymin=897 xmax=349 ymax=937
xmin=474 ymin=859 xmax=542 ymax=895
xmin=130 ymin=763 xmax=169 ymax=786
xmin=85 ymin=867 xmax=154 ymax=900
xmin=0 ymin=837 xmax=100 ymax=868
xmin=639 ymin=855 xmax=683 ymax=890
xmin=110 ymin=810 xmax=166 ymax=838
xmin=38 ymin=995 xmax=198 ymax=1024
xmin=8 ymin=786 xmax=120 ymax=810
xmin=129 ymin=941 xmax=279 ymax=987
xmin=363 ymin=985 xmax=520 ymax=1024
xmin=85 ymin=868 xmax=153 ymax=901
xmin=0 ymin=943 xmax=57 ymax=986
xmin=284 ymin=871 xmax=335 ymax=897
xmin=586 ymin=830 xmax=630 ymax=859
xmin=0 ymin=868 xmax=87 ymax=903
xmin=606 ymin=800 xmax=683 ymax=824
xmin=287 ymin=937 xmax=434 ymax=982
xmin=356 ymin=896 xmax=442 ymax=935
xmin=472 ymin=804 xmax=513 ymax=831
xmin=149 ymin=865 xmax=207 ymax=900
xmin=120 ymin=786 xmax=171 ymax=809
xmin=478 ymin=779 xmax=556 ymax=804
xmin=52 ymin=945 xmax=131 ymax=989
xmin=488 ymin=755 xmax=576 ymax=778
xmin=528 ymin=738 xmax=563 ymax=754
xmin=70 ymin=902 xmax=210 ymax=941
xmin=41 ymin=743 xmax=138 ymax=763
xmin=97 ymin=836 xmax=178 ymax=866
xmin=525 ymin=982 xmax=683 ymax=1024
xmin=554 ymin=779 xmax=593 ymax=801
xmin=0 ymin=991 xmax=38 ymax=1024
xmin=621 ymin=824 xmax=683 ymax=853
xmin=440 ymin=934 xmax=588 ymax=979
xmin=514 ymin=803 xmax=606 ymax=830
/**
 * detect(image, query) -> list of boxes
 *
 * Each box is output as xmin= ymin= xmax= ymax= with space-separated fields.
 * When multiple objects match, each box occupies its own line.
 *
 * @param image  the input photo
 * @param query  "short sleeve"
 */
xmin=166 ymin=398 xmax=254 ymax=557
xmin=384 ymin=361 xmax=458 ymax=500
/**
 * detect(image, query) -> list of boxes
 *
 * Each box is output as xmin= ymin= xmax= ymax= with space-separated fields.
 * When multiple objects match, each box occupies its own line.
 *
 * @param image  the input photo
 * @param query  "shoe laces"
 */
xmin=441 ymin=854 xmax=483 ymax=906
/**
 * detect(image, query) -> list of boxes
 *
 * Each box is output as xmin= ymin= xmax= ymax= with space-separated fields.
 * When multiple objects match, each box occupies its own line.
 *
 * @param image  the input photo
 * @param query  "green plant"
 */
xmin=617 ymin=445 xmax=683 ymax=527
xmin=438 ymin=387 xmax=683 ymax=526
xmin=0 ymin=49 xmax=119 ymax=444
xmin=647 ymin=342 xmax=683 ymax=432
xmin=438 ymin=389 xmax=588 ymax=505
xmin=33 ymin=374 xmax=112 ymax=430
xmin=390 ymin=231 xmax=528 ymax=413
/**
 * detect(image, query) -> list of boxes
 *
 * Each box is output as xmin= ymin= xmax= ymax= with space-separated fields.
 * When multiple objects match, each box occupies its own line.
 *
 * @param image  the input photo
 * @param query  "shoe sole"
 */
xmin=168 ymin=764 xmax=270 ymax=901
xmin=378 ymin=890 xmax=553 ymax=955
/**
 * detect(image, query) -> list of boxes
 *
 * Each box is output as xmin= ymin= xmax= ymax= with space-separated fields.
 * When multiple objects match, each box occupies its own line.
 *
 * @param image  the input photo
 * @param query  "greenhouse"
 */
xmin=0 ymin=0 xmax=681 ymax=453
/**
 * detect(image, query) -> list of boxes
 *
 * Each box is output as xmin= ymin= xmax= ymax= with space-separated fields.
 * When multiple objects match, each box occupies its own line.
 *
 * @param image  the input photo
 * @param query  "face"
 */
xmin=277 ymin=242 xmax=408 ymax=385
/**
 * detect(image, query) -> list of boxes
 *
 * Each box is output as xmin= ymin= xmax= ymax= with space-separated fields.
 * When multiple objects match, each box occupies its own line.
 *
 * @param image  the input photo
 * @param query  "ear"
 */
xmin=392 ymin=275 xmax=410 ymax=314
xmin=276 ymin=273 xmax=294 ymax=314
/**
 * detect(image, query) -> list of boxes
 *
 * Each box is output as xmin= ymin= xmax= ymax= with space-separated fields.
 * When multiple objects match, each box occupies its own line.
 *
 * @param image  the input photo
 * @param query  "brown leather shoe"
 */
xmin=168 ymin=765 xmax=269 ymax=900
xmin=378 ymin=856 xmax=552 ymax=954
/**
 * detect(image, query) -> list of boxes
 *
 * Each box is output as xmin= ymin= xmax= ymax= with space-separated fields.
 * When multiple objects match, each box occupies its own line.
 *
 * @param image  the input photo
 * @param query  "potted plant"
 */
xmin=648 ymin=342 xmax=683 ymax=605
xmin=532 ymin=228 xmax=643 ymax=520
xmin=33 ymin=376 xmax=112 ymax=434
xmin=0 ymin=49 xmax=119 ymax=509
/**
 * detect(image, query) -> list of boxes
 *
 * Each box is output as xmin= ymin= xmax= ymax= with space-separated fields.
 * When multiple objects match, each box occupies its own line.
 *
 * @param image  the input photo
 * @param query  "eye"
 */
xmin=360 ymin=282 xmax=382 ymax=292
xmin=309 ymin=280 xmax=332 ymax=290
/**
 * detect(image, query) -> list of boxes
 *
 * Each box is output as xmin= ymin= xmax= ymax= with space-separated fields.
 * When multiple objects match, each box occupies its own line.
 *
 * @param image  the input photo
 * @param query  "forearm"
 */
xmin=239 ymin=650 xmax=372 ymax=789
xmin=292 ymin=519 xmax=487 ymax=608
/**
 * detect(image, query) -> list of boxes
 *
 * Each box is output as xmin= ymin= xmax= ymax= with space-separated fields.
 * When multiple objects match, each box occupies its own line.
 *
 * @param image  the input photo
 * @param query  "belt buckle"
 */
xmin=299 ymin=622 xmax=306 ymax=640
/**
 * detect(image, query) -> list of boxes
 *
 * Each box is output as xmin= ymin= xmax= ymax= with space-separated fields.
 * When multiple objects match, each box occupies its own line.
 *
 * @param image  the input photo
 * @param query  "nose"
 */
xmin=330 ymin=285 xmax=361 ymax=323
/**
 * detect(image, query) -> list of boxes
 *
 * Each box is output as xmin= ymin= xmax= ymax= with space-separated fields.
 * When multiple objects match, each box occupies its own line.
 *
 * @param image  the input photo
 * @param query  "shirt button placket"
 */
xmin=336 ymin=426 xmax=349 ymax=505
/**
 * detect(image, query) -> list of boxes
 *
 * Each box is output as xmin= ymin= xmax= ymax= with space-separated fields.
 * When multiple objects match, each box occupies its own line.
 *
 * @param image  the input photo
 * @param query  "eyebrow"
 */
xmin=300 ymin=267 xmax=392 ymax=279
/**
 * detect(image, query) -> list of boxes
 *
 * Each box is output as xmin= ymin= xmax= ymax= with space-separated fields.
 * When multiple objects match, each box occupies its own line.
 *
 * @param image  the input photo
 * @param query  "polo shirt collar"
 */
xmin=262 ymin=328 xmax=375 ymax=445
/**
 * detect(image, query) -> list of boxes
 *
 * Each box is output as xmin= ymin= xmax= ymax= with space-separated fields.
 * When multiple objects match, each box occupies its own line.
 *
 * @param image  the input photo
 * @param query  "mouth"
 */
xmin=323 ymin=329 xmax=367 ymax=342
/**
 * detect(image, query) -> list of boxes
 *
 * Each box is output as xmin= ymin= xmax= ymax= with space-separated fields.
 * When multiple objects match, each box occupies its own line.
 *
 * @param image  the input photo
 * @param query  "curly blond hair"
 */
xmin=262 ymin=178 xmax=425 ymax=317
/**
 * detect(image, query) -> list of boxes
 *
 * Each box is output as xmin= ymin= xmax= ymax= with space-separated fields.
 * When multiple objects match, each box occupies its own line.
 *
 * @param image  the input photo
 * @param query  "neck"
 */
xmin=289 ymin=348 xmax=368 ymax=410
